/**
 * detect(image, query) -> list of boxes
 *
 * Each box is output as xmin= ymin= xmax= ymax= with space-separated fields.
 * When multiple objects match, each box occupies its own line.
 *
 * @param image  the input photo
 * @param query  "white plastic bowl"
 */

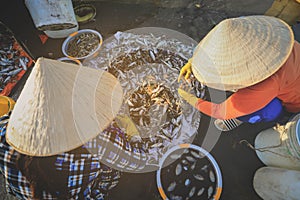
xmin=156 ymin=144 xmax=223 ymax=200
xmin=62 ymin=29 xmax=103 ymax=60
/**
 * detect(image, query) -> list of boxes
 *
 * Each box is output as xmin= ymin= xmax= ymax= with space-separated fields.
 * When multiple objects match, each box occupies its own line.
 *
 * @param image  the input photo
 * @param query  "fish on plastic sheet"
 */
xmin=82 ymin=29 xmax=202 ymax=168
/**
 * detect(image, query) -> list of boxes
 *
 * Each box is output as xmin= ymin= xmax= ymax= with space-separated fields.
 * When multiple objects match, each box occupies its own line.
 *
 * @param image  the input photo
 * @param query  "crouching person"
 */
xmin=0 ymin=58 xmax=124 ymax=199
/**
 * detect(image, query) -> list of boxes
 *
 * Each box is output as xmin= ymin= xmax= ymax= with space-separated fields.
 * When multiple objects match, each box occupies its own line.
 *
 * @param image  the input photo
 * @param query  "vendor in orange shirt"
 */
xmin=178 ymin=15 xmax=300 ymax=131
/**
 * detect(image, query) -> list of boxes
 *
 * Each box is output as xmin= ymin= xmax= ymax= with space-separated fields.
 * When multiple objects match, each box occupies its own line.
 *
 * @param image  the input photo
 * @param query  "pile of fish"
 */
xmin=128 ymin=82 xmax=181 ymax=127
xmin=161 ymin=149 xmax=217 ymax=200
xmin=66 ymin=32 xmax=100 ymax=58
xmin=109 ymin=49 xmax=186 ymax=76
xmin=0 ymin=33 xmax=29 ymax=92
xmin=83 ymin=29 xmax=204 ymax=167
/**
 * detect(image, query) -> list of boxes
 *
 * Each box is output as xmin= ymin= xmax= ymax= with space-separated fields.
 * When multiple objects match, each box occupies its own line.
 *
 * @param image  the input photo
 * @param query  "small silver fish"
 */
xmin=201 ymin=165 xmax=208 ymax=172
xmin=127 ymin=99 xmax=134 ymax=106
xmin=138 ymin=109 xmax=144 ymax=115
xmin=0 ymin=66 xmax=14 ymax=73
xmin=172 ymin=126 xmax=180 ymax=135
xmin=3 ymin=76 xmax=11 ymax=84
xmin=193 ymin=174 xmax=204 ymax=181
xmin=161 ymin=60 xmax=172 ymax=68
xmin=6 ymin=68 xmax=22 ymax=76
xmin=167 ymin=181 xmax=176 ymax=192
xmin=19 ymin=58 xmax=27 ymax=71
xmin=128 ymin=61 xmax=136 ymax=67
xmin=139 ymin=117 xmax=144 ymax=126
xmin=189 ymin=186 xmax=196 ymax=198
xmin=170 ymin=154 xmax=181 ymax=160
xmin=184 ymin=178 xmax=191 ymax=186
xmin=151 ymin=85 xmax=162 ymax=94
xmin=186 ymin=156 xmax=196 ymax=163
xmin=149 ymin=50 xmax=156 ymax=61
xmin=136 ymin=39 xmax=145 ymax=46
xmin=208 ymin=186 xmax=213 ymax=198
xmin=170 ymin=195 xmax=182 ymax=200
xmin=156 ymin=134 xmax=170 ymax=141
xmin=197 ymin=188 xmax=205 ymax=196
xmin=190 ymin=150 xmax=203 ymax=159
xmin=209 ymin=170 xmax=215 ymax=183
xmin=181 ymin=159 xmax=188 ymax=165
xmin=175 ymin=163 xmax=182 ymax=176
xmin=150 ymin=142 xmax=163 ymax=148
xmin=162 ymin=128 xmax=171 ymax=137
xmin=191 ymin=163 xmax=196 ymax=170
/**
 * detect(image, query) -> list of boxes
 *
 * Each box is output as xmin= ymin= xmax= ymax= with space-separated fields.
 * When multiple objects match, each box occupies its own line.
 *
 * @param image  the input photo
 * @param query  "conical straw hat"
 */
xmin=192 ymin=15 xmax=294 ymax=91
xmin=6 ymin=57 xmax=123 ymax=156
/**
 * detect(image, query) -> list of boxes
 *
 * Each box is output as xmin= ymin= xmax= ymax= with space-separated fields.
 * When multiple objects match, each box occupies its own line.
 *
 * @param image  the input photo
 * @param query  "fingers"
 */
xmin=178 ymin=69 xmax=191 ymax=83
xmin=178 ymin=71 xmax=184 ymax=83
xmin=178 ymin=60 xmax=192 ymax=83
xmin=184 ymin=70 xmax=191 ymax=80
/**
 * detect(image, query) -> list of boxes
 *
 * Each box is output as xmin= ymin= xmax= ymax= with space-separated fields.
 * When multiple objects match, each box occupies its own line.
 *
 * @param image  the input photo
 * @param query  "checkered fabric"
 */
xmin=84 ymin=122 xmax=148 ymax=172
xmin=0 ymin=116 xmax=124 ymax=200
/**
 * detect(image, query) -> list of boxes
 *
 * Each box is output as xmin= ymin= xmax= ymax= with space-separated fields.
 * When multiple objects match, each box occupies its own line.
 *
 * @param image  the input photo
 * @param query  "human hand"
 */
xmin=115 ymin=114 xmax=139 ymax=137
xmin=178 ymin=88 xmax=199 ymax=108
xmin=178 ymin=59 xmax=192 ymax=82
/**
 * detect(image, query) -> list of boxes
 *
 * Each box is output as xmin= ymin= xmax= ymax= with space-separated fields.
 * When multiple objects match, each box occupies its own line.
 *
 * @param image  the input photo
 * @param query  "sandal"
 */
xmin=214 ymin=118 xmax=243 ymax=132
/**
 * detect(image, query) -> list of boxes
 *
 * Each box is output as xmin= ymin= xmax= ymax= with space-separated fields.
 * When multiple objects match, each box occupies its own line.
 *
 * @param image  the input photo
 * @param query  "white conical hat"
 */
xmin=192 ymin=15 xmax=294 ymax=91
xmin=6 ymin=57 xmax=123 ymax=156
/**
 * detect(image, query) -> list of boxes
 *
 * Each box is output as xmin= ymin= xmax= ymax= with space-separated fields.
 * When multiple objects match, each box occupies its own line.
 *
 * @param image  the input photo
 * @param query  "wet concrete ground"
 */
xmin=0 ymin=0 xmax=276 ymax=199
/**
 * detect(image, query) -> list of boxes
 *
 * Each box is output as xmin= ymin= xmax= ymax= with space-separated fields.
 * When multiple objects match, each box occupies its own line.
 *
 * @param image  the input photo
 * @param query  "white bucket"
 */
xmin=25 ymin=0 xmax=78 ymax=38
xmin=254 ymin=114 xmax=300 ymax=170
xmin=253 ymin=167 xmax=300 ymax=200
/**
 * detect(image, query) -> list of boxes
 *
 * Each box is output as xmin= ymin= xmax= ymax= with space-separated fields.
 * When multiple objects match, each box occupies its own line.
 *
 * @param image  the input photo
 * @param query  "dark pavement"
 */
xmin=0 ymin=0 xmax=276 ymax=199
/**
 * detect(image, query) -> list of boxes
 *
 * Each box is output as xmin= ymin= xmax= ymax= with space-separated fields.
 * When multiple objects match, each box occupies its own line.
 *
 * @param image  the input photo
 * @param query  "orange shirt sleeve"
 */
xmin=195 ymin=76 xmax=280 ymax=119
